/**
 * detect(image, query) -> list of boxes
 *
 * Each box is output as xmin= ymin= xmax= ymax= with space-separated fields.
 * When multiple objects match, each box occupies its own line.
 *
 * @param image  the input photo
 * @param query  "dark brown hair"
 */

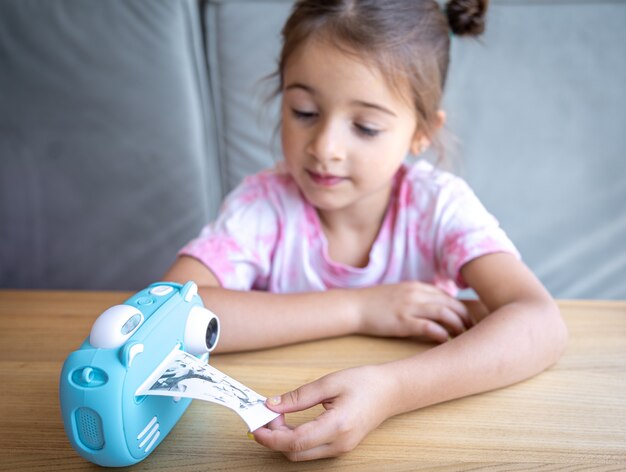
xmin=277 ymin=0 xmax=489 ymax=149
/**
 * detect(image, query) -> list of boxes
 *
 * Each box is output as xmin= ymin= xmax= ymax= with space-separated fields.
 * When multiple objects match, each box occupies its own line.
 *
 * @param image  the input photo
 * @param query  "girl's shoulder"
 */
xmin=399 ymin=160 xmax=472 ymax=204
xmin=402 ymin=159 xmax=463 ymax=188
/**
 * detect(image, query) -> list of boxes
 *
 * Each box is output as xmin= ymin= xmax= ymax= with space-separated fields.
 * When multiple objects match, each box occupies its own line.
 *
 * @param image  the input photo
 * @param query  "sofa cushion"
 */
xmin=0 ymin=0 xmax=221 ymax=289
xmin=204 ymin=0 xmax=291 ymax=192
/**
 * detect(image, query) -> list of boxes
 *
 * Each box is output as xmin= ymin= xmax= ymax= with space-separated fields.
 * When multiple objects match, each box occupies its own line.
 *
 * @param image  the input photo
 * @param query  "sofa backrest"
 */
xmin=0 ymin=0 xmax=222 ymax=289
xmin=1 ymin=0 xmax=625 ymax=298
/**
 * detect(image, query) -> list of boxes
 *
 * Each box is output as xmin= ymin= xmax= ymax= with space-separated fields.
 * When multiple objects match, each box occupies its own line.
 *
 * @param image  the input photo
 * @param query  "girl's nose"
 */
xmin=306 ymin=120 xmax=346 ymax=162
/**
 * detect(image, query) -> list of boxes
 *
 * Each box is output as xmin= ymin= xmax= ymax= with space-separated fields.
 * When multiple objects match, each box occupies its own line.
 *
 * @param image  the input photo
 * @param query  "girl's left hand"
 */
xmin=251 ymin=365 xmax=394 ymax=461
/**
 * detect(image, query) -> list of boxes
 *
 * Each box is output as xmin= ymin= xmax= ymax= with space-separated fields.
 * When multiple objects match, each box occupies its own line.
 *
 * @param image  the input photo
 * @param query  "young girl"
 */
xmin=164 ymin=0 xmax=568 ymax=461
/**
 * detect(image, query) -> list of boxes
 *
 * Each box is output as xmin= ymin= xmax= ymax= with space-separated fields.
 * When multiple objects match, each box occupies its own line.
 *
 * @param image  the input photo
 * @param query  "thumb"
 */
xmin=266 ymin=379 xmax=329 ymax=414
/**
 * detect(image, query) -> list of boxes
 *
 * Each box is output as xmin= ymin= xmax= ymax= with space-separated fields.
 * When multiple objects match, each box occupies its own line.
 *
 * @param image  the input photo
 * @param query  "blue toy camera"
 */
xmin=59 ymin=281 xmax=220 ymax=467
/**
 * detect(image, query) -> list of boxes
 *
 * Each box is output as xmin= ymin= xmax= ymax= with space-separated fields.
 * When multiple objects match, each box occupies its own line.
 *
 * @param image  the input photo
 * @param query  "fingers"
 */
xmin=265 ymin=380 xmax=331 ymax=414
xmin=393 ymin=304 xmax=465 ymax=343
xmin=252 ymin=367 xmax=387 ymax=461
xmin=399 ymin=283 xmax=473 ymax=340
xmin=265 ymin=414 xmax=287 ymax=430
xmin=418 ymin=304 xmax=468 ymax=336
xmin=419 ymin=285 xmax=471 ymax=327
xmin=254 ymin=427 xmax=337 ymax=462
xmin=408 ymin=318 xmax=450 ymax=343
xmin=254 ymin=414 xmax=329 ymax=453
xmin=253 ymin=410 xmax=354 ymax=461
xmin=252 ymin=372 xmax=364 ymax=461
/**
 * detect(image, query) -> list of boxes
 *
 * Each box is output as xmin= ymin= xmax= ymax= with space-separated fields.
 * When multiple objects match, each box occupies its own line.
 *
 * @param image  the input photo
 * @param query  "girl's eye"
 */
xmin=355 ymin=123 xmax=380 ymax=138
xmin=291 ymin=109 xmax=317 ymax=121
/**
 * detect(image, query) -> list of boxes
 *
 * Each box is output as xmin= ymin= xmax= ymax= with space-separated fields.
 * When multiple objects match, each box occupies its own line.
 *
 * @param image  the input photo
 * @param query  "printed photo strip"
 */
xmin=137 ymin=350 xmax=279 ymax=431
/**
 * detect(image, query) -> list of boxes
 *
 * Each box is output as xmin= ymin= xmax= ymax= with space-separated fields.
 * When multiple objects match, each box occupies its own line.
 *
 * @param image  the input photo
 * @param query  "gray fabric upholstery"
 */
xmin=204 ymin=1 xmax=289 ymax=191
xmin=0 ymin=0 xmax=221 ymax=289
xmin=1 ymin=0 xmax=624 ymax=298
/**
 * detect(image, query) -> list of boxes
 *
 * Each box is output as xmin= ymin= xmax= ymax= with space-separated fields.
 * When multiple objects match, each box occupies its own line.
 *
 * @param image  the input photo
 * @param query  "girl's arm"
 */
xmin=164 ymin=256 xmax=471 ymax=353
xmin=253 ymin=253 xmax=568 ymax=461
xmin=384 ymin=252 xmax=568 ymax=413
xmin=164 ymin=256 xmax=360 ymax=352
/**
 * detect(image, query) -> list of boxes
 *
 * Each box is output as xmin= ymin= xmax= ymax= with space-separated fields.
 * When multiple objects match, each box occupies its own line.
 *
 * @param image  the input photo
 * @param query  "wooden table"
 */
xmin=0 ymin=290 xmax=625 ymax=471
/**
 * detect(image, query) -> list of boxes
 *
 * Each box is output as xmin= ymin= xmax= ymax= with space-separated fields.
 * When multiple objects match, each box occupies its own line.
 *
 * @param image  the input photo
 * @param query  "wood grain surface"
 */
xmin=0 ymin=291 xmax=624 ymax=471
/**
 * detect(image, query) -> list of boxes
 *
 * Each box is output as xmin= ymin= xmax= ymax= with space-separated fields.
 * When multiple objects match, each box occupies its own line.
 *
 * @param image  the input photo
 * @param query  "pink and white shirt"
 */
xmin=179 ymin=160 xmax=519 ymax=296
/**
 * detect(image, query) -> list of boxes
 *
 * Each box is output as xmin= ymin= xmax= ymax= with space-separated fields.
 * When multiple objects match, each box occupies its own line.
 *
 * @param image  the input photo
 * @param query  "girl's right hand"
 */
xmin=353 ymin=282 xmax=473 ymax=343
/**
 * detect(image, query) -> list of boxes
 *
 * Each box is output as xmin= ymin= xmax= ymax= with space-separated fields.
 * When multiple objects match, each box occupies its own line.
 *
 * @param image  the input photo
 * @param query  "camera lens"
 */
xmin=205 ymin=317 xmax=220 ymax=352
xmin=184 ymin=306 xmax=221 ymax=356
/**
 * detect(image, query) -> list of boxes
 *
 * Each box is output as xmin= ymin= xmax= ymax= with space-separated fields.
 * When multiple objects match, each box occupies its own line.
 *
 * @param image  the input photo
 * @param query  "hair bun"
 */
xmin=445 ymin=0 xmax=489 ymax=37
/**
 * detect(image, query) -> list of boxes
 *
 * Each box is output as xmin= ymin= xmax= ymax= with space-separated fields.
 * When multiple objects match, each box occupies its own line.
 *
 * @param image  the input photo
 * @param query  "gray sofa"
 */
xmin=1 ymin=0 xmax=625 ymax=299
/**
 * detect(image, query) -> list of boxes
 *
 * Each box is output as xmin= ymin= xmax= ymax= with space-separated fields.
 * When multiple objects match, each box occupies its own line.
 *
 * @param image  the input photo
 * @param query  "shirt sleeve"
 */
xmin=434 ymin=176 xmax=520 ymax=289
xmin=178 ymin=176 xmax=279 ymax=290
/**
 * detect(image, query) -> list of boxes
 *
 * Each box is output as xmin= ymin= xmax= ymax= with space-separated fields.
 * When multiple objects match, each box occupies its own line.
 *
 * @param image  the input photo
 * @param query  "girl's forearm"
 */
xmin=198 ymin=286 xmax=361 ymax=353
xmin=382 ymin=300 xmax=567 ymax=418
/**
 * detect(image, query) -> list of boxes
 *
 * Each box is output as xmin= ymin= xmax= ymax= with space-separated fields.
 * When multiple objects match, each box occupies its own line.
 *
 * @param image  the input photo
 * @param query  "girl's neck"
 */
xmin=316 ymin=182 xmax=394 ymax=268
xmin=317 ymin=188 xmax=390 ymax=232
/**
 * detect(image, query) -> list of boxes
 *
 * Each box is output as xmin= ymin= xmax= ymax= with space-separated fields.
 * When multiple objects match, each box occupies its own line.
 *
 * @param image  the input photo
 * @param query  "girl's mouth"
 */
xmin=306 ymin=170 xmax=346 ymax=187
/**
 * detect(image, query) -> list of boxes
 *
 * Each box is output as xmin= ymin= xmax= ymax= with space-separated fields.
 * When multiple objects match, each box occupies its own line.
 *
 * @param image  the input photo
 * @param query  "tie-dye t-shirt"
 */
xmin=179 ymin=160 xmax=519 ymax=296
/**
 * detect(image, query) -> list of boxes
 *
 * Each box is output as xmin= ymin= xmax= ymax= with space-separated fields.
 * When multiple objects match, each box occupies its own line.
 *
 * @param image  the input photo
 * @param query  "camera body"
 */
xmin=59 ymin=281 xmax=220 ymax=467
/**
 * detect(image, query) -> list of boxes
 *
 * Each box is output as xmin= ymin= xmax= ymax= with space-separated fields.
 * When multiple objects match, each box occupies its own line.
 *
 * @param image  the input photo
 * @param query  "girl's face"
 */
xmin=280 ymin=38 xmax=423 ymax=217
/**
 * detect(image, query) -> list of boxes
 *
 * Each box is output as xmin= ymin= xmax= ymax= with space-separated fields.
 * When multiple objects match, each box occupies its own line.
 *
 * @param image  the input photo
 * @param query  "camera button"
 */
xmin=149 ymin=285 xmax=173 ymax=296
xmin=136 ymin=296 xmax=155 ymax=306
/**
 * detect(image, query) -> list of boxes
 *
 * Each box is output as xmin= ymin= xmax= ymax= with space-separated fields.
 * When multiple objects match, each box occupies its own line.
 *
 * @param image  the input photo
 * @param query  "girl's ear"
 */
xmin=436 ymin=110 xmax=446 ymax=129
xmin=410 ymin=134 xmax=430 ymax=155
xmin=410 ymin=110 xmax=447 ymax=155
